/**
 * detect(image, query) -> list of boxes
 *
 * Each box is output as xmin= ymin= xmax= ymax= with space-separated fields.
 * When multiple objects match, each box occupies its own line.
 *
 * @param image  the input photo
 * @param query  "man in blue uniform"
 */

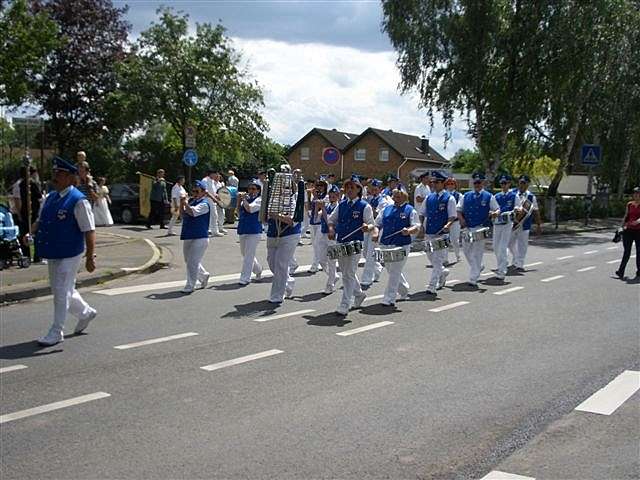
xmin=492 ymin=174 xmax=518 ymax=280
xmin=237 ymin=179 xmax=263 ymax=285
xmin=327 ymin=178 xmax=374 ymax=315
xmin=420 ymin=171 xmax=458 ymax=294
xmin=180 ymin=180 xmax=211 ymax=293
xmin=509 ymin=175 xmax=542 ymax=271
xmin=34 ymin=157 xmax=97 ymax=346
xmin=457 ymin=172 xmax=500 ymax=286
xmin=318 ymin=184 xmax=341 ymax=294
xmin=361 ymin=178 xmax=391 ymax=287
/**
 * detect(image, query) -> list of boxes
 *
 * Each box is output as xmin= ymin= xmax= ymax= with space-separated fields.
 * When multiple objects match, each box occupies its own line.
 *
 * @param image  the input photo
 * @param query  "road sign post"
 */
xmin=183 ymin=149 xmax=198 ymax=187
xmin=581 ymin=144 xmax=601 ymax=226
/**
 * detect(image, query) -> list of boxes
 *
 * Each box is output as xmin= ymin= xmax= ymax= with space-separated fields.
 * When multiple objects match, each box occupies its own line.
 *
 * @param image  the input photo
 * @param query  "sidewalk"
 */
xmin=540 ymin=217 xmax=620 ymax=235
xmin=0 ymin=231 xmax=162 ymax=303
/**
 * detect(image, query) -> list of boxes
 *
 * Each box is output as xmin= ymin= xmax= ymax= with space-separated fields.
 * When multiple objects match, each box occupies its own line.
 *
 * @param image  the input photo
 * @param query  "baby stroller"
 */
xmin=0 ymin=203 xmax=30 ymax=269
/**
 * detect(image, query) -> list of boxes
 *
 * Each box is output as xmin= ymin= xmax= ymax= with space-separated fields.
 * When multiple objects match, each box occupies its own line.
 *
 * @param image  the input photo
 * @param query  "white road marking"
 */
xmin=557 ymin=255 xmax=574 ymax=260
xmin=201 ymin=349 xmax=283 ymax=372
xmin=577 ymin=266 xmax=596 ymax=272
xmin=114 ymin=332 xmax=199 ymax=350
xmin=524 ymin=261 xmax=543 ymax=267
xmin=480 ymin=472 xmax=535 ymax=480
xmin=0 ymin=392 xmax=110 ymax=424
xmin=541 ymin=275 xmax=564 ymax=283
xmin=363 ymin=294 xmax=385 ymax=302
xmin=575 ymin=370 xmax=640 ymax=415
xmin=429 ymin=301 xmax=469 ymax=313
xmin=493 ymin=286 xmax=524 ymax=296
xmin=0 ymin=365 xmax=28 ymax=374
xmin=336 ymin=321 xmax=394 ymax=336
xmin=606 ymin=259 xmax=620 ymax=264
xmin=584 ymin=250 xmax=598 ymax=255
xmin=253 ymin=309 xmax=315 ymax=322
xmin=480 ymin=271 xmax=494 ymax=277
xmin=445 ymin=279 xmax=461 ymax=286
xmin=606 ymin=246 xmax=619 ymax=250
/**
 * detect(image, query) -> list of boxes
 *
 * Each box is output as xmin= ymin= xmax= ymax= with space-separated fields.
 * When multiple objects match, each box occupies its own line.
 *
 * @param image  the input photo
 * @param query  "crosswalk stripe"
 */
xmin=480 ymin=472 xmax=535 ymax=480
xmin=114 ymin=332 xmax=199 ymax=350
xmin=0 ymin=392 xmax=110 ymax=424
xmin=575 ymin=370 xmax=640 ymax=415
xmin=493 ymin=286 xmax=524 ymax=296
xmin=201 ymin=349 xmax=283 ymax=372
xmin=0 ymin=365 xmax=28 ymax=374
xmin=541 ymin=275 xmax=564 ymax=283
xmin=429 ymin=301 xmax=469 ymax=313
xmin=253 ymin=309 xmax=315 ymax=322
xmin=336 ymin=321 xmax=394 ymax=336
xmin=577 ymin=266 xmax=596 ymax=272
xmin=556 ymin=255 xmax=574 ymax=260
xmin=524 ymin=261 xmax=543 ymax=267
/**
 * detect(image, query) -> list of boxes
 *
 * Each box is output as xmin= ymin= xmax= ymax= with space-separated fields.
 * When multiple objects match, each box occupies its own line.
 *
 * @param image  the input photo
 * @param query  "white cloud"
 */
xmin=234 ymin=38 xmax=476 ymax=160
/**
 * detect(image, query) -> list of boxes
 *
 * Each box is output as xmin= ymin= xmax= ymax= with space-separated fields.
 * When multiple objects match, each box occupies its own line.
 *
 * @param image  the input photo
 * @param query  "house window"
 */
xmin=379 ymin=149 xmax=389 ymax=162
xmin=300 ymin=147 xmax=310 ymax=161
xmin=355 ymin=148 xmax=366 ymax=161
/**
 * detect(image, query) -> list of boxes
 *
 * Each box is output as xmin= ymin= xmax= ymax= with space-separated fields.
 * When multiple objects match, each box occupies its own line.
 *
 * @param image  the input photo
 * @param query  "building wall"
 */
xmin=287 ymin=133 xmax=344 ymax=179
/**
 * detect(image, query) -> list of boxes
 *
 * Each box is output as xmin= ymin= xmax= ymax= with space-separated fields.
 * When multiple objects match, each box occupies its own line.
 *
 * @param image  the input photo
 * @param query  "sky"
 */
xmin=118 ymin=0 xmax=476 ymax=159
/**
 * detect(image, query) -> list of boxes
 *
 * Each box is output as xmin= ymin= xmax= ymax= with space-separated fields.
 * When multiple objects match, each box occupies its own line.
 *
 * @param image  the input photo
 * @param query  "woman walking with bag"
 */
xmin=615 ymin=187 xmax=640 ymax=279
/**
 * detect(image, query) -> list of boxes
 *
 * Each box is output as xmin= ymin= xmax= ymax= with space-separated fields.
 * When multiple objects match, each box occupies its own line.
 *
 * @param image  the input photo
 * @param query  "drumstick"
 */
xmin=341 ymin=225 xmax=365 ymax=242
xmin=381 ymin=228 xmax=406 ymax=241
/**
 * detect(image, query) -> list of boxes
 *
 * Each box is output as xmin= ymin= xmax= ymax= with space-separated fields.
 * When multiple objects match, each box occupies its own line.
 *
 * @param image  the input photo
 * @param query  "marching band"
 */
xmin=36 ymin=158 xmax=547 ymax=344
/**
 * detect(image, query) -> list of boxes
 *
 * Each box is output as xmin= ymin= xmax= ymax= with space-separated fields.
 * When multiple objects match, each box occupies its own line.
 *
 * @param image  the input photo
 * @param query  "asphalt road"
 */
xmin=1 ymin=229 xmax=638 ymax=479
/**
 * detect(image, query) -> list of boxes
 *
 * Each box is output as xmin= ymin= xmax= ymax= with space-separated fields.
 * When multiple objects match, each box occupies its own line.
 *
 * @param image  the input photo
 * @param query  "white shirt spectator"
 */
xmin=414 ymin=182 xmax=431 ymax=211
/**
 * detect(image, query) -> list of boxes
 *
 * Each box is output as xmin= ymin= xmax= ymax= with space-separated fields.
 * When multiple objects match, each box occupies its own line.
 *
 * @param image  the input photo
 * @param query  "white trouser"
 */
xmin=183 ymin=238 xmax=210 ymax=289
xmin=448 ymin=221 xmax=461 ymax=262
xmin=167 ymin=201 xmax=180 ymax=234
xmin=303 ymin=213 xmax=310 ymax=236
xmin=361 ymin=233 xmax=382 ymax=285
xmin=217 ymin=205 xmax=225 ymax=229
xmin=493 ymin=223 xmax=513 ymax=277
xmin=310 ymin=224 xmax=322 ymax=267
xmin=267 ymin=234 xmax=299 ymax=302
xmin=509 ymin=227 xmax=530 ymax=268
xmin=47 ymin=254 xmax=94 ymax=335
xmin=317 ymin=233 xmax=338 ymax=288
xmin=239 ymin=234 xmax=262 ymax=283
xmin=426 ymin=234 xmax=448 ymax=289
xmin=337 ymin=253 xmax=363 ymax=311
xmin=381 ymin=244 xmax=410 ymax=304
xmin=462 ymin=228 xmax=486 ymax=283
xmin=207 ymin=199 xmax=219 ymax=234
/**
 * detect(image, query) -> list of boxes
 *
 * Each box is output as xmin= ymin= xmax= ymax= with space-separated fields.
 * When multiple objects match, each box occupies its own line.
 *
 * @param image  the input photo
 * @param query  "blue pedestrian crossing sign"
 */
xmin=581 ymin=144 xmax=601 ymax=166
xmin=182 ymin=149 xmax=198 ymax=167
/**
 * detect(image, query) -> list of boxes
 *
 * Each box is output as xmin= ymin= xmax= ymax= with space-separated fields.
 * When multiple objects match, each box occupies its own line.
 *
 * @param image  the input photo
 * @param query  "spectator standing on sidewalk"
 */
xmin=226 ymin=169 xmax=239 ymax=224
xmin=14 ymin=166 xmax=44 ymax=262
xmin=146 ymin=169 xmax=168 ymax=230
xmin=167 ymin=175 xmax=187 ymax=236
xmin=615 ymin=186 xmax=640 ymax=279
xmin=75 ymin=152 xmax=99 ymax=207
xmin=34 ymin=156 xmax=97 ymax=346
xmin=93 ymin=177 xmax=114 ymax=227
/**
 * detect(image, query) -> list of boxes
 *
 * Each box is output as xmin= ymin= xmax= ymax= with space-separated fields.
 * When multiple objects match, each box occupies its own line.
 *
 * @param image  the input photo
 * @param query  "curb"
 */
xmin=0 ymin=239 xmax=164 ymax=304
xmin=540 ymin=225 xmax=617 ymax=236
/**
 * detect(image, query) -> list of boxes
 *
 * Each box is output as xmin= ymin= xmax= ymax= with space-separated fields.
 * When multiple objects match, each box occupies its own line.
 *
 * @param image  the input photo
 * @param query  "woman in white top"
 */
xmin=93 ymin=177 xmax=114 ymax=226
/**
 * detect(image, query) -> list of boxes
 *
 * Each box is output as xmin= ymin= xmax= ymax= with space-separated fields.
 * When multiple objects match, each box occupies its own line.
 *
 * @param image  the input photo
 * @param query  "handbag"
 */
xmin=613 ymin=228 xmax=622 ymax=243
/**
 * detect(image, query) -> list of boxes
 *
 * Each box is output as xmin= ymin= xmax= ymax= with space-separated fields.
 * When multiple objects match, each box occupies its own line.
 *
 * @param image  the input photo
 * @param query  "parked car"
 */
xmin=109 ymin=183 xmax=170 ymax=224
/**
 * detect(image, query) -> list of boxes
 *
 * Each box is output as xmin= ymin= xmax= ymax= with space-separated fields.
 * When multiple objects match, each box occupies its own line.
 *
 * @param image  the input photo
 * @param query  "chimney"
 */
xmin=421 ymin=136 xmax=429 ymax=154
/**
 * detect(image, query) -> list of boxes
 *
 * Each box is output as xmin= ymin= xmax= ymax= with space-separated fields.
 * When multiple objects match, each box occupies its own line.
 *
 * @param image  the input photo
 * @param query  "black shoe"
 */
xmin=615 ymin=270 xmax=624 ymax=279
xmin=146 ymin=225 xmax=152 ymax=230
xmin=160 ymin=226 xmax=167 ymax=229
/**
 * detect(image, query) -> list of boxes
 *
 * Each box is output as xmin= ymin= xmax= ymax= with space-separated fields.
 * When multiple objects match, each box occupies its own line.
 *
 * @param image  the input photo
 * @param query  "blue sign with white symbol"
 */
xmin=581 ymin=144 xmax=601 ymax=166
xmin=182 ymin=149 xmax=198 ymax=167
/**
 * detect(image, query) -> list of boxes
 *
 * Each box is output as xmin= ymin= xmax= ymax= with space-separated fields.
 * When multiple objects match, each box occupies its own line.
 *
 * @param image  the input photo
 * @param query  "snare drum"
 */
xmin=425 ymin=236 xmax=451 ymax=253
xmin=328 ymin=240 xmax=363 ymax=259
xmin=493 ymin=210 xmax=514 ymax=225
xmin=461 ymin=227 xmax=490 ymax=244
xmin=374 ymin=246 xmax=407 ymax=264
xmin=216 ymin=186 xmax=235 ymax=208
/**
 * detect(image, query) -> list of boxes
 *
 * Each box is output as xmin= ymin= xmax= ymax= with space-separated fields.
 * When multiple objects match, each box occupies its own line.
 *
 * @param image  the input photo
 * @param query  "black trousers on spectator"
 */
xmin=147 ymin=200 xmax=166 ymax=228
xmin=617 ymin=229 xmax=640 ymax=277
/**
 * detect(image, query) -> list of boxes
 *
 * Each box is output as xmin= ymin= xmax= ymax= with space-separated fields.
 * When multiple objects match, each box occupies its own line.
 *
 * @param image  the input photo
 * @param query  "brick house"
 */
xmin=286 ymin=127 xmax=448 ymax=184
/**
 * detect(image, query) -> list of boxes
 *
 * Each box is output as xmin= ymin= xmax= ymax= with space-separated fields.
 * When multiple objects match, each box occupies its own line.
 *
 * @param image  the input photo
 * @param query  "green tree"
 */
xmin=0 ymin=0 xmax=59 ymax=106
xmin=116 ymin=8 xmax=268 ymax=178
xmin=30 ymin=0 xmax=130 ymax=156
xmin=382 ymin=0 xmax=550 ymax=181
xmin=449 ymin=148 xmax=482 ymax=173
